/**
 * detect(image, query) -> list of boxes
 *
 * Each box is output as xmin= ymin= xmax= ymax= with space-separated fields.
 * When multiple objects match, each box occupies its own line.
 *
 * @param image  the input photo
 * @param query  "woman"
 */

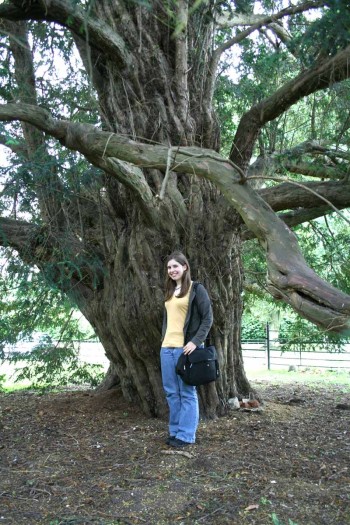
xmin=160 ymin=252 xmax=213 ymax=447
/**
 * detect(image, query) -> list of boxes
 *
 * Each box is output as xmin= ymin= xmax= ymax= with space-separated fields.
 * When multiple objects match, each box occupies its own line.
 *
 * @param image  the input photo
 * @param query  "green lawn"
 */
xmin=248 ymin=366 xmax=350 ymax=389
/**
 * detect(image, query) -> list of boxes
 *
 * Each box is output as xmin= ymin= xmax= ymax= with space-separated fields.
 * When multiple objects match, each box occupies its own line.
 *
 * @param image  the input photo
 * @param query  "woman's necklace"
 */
xmin=175 ymin=285 xmax=181 ymax=290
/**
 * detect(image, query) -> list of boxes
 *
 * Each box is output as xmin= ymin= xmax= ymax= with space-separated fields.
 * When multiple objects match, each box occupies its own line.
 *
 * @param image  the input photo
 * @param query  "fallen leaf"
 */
xmin=245 ymin=504 xmax=259 ymax=511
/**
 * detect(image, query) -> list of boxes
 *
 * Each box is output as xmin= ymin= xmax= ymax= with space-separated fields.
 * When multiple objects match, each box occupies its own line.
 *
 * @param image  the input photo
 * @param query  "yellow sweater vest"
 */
xmin=162 ymin=285 xmax=192 ymax=347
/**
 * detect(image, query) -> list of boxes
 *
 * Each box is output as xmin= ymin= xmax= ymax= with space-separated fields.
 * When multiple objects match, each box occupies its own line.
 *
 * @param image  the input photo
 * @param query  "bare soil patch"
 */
xmin=0 ymin=380 xmax=349 ymax=525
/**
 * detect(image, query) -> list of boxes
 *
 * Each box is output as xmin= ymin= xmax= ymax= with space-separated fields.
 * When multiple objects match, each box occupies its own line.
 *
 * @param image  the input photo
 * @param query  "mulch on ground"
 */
xmin=0 ymin=380 xmax=349 ymax=525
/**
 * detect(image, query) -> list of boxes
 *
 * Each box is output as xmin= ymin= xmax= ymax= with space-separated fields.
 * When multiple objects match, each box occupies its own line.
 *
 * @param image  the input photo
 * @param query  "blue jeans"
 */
xmin=160 ymin=347 xmax=199 ymax=443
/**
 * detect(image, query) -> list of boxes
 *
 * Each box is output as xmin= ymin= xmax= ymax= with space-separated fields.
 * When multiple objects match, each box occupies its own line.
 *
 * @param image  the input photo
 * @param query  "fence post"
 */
xmin=266 ymin=322 xmax=271 ymax=370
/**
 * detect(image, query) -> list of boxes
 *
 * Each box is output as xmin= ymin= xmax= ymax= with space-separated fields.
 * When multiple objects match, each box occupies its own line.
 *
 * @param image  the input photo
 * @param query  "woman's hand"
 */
xmin=183 ymin=341 xmax=196 ymax=355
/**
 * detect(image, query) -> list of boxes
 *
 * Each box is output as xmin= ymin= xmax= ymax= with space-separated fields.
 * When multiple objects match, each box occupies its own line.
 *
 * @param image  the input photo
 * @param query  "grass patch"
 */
xmin=248 ymin=366 xmax=350 ymax=389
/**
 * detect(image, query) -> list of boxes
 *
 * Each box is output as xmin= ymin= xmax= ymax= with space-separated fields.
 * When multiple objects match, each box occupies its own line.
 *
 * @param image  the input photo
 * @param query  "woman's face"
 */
xmin=167 ymin=259 xmax=187 ymax=283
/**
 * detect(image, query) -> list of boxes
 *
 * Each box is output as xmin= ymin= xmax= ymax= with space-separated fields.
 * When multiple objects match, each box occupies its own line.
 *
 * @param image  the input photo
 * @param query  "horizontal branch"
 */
xmin=278 ymin=206 xmax=334 ymax=228
xmin=0 ymin=0 xmax=133 ymax=67
xmin=260 ymin=180 xmax=350 ymax=213
xmin=250 ymin=156 xmax=348 ymax=181
xmin=215 ymin=1 xmax=325 ymax=29
xmin=0 ymin=103 xmax=157 ymax=219
xmin=215 ymin=1 xmax=326 ymax=54
xmin=0 ymin=216 xmax=37 ymax=256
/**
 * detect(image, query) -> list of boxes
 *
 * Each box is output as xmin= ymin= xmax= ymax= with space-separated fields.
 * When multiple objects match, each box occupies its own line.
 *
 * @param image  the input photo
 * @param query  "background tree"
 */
xmin=0 ymin=0 xmax=350 ymax=417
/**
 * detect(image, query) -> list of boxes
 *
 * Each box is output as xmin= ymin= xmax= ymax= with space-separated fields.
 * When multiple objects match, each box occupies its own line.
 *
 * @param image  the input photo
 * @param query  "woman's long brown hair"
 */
xmin=164 ymin=252 xmax=192 ymax=301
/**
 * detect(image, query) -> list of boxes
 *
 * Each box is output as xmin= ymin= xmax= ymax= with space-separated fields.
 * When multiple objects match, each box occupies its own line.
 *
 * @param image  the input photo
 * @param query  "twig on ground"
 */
xmin=161 ymin=449 xmax=194 ymax=459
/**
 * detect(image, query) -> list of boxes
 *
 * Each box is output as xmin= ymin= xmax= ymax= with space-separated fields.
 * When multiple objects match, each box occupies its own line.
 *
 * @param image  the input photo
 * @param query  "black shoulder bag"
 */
xmin=176 ymin=282 xmax=219 ymax=386
xmin=176 ymin=344 xmax=219 ymax=386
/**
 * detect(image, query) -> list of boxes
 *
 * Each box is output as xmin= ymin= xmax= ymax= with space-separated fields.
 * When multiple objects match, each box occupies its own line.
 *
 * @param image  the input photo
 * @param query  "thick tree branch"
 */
xmin=230 ymin=45 xmax=350 ymax=170
xmin=0 ymin=103 xmax=68 ymax=137
xmin=215 ymin=1 xmax=325 ymax=54
xmin=0 ymin=0 xmax=133 ymax=67
xmin=280 ymin=161 xmax=347 ymax=180
xmin=0 ymin=216 xmax=37 ymax=257
xmin=250 ymin=156 xmax=348 ymax=181
xmin=260 ymin=180 xmax=350 ymax=213
xmin=248 ymin=141 xmax=350 ymax=181
xmin=0 ymin=103 xmax=157 ymax=219
xmin=0 ymin=102 xmax=349 ymax=332
xmin=278 ymin=206 xmax=334 ymax=228
xmin=0 ymin=103 xmax=242 ymax=182
xmin=215 ymin=1 xmax=325 ymax=29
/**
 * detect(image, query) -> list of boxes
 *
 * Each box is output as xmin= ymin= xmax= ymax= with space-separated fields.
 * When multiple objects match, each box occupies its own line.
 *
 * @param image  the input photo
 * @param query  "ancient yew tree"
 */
xmin=0 ymin=0 xmax=350 ymax=416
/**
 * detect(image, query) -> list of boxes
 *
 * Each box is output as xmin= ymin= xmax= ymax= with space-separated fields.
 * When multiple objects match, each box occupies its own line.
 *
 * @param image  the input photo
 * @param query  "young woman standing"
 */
xmin=160 ymin=252 xmax=213 ymax=447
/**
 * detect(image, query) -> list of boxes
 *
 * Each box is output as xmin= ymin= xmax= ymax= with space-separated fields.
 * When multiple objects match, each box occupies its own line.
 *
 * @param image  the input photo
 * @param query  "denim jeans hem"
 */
xmin=160 ymin=346 xmax=199 ymax=443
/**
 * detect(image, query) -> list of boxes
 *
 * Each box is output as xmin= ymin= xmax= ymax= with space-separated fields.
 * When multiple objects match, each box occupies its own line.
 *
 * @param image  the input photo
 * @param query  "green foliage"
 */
xmin=0 ymin=253 xmax=102 ymax=391
xmin=214 ymin=2 xmax=350 ymax=156
xmin=278 ymin=317 xmax=349 ymax=353
xmin=0 ymin=256 xmax=93 ymax=346
xmin=271 ymin=513 xmax=298 ymax=525
xmin=241 ymin=314 xmax=266 ymax=340
xmin=6 ymin=336 xmax=104 ymax=390
xmin=214 ymin=75 xmax=241 ymax=155
xmin=291 ymin=0 xmax=350 ymax=66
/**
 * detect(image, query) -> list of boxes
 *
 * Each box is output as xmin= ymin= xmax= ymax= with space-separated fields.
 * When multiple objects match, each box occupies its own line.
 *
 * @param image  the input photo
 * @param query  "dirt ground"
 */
xmin=0 ymin=379 xmax=349 ymax=525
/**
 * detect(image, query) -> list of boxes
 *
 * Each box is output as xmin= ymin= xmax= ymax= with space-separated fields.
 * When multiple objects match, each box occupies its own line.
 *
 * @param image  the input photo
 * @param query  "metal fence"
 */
xmin=3 ymin=329 xmax=350 ymax=372
xmin=242 ymin=323 xmax=350 ymax=370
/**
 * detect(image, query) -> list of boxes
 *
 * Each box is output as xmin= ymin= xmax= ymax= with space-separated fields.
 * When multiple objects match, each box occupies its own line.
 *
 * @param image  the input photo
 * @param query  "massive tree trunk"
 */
xmin=75 ymin=217 xmax=246 ymax=418
xmin=0 ymin=1 xmax=252 ymax=417
xmin=72 ymin=1 xmax=249 ymax=417
xmin=1 ymin=1 xmax=350 ymax=417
